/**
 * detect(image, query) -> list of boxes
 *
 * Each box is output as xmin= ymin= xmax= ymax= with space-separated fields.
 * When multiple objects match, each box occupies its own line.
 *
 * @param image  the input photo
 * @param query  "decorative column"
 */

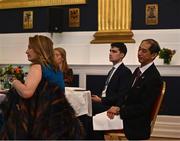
xmin=91 ymin=0 xmax=135 ymax=44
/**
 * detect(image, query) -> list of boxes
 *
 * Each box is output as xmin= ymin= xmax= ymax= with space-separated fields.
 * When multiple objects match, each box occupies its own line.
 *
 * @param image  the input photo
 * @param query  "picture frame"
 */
xmin=0 ymin=0 xmax=86 ymax=9
xmin=69 ymin=8 xmax=80 ymax=27
xmin=23 ymin=11 xmax=33 ymax=29
xmin=145 ymin=4 xmax=158 ymax=25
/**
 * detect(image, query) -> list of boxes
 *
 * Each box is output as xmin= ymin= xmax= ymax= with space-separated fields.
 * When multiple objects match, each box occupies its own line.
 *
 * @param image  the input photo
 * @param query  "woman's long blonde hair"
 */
xmin=54 ymin=47 xmax=69 ymax=72
xmin=29 ymin=35 xmax=58 ymax=70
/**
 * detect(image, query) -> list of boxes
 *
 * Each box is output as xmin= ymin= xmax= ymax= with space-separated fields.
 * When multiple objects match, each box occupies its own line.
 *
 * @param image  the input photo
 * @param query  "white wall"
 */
xmin=0 ymin=29 xmax=179 ymax=65
xmin=0 ymin=29 xmax=179 ymax=88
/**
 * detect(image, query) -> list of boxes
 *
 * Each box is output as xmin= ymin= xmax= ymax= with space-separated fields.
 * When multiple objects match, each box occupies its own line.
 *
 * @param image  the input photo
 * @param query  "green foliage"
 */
xmin=0 ymin=65 xmax=24 ymax=83
xmin=159 ymin=48 xmax=176 ymax=64
xmin=159 ymin=48 xmax=176 ymax=59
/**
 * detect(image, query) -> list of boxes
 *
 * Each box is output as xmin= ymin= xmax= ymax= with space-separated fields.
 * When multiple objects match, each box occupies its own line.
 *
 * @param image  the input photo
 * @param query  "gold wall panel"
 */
xmin=91 ymin=0 xmax=135 ymax=44
xmin=0 ymin=0 xmax=86 ymax=9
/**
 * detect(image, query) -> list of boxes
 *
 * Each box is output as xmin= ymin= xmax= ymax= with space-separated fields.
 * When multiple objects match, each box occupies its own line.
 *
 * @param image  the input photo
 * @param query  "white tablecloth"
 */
xmin=65 ymin=87 xmax=92 ymax=117
xmin=0 ymin=87 xmax=93 ymax=117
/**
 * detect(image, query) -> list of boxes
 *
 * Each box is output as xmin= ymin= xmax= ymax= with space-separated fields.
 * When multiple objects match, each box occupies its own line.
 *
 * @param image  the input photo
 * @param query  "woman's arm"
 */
xmin=12 ymin=64 xmax=42 ymax=99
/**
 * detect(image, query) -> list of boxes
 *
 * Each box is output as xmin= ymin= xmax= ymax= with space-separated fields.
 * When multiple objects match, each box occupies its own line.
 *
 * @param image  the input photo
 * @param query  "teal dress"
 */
xmin=42 ymin=65 xmax=65 ymax=91
xmin=0 ymin=65 xmax=84 ymax=139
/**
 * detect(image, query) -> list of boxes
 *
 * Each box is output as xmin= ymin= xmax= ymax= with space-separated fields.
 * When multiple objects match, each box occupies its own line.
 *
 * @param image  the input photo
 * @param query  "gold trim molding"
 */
xmin=92 ymin=30 xmax=134 ymax=44
xmin=0 ymin=0 xmax=86 ymax=9
xmin=91 ymin=0 xmax=135 ymax=44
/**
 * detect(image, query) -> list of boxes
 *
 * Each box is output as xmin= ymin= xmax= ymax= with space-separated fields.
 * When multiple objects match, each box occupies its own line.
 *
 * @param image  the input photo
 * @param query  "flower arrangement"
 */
xmin=159 ymin=48 xmax=176 ymax=64
xmin=0 ymin=65 xmax=24 ymax=89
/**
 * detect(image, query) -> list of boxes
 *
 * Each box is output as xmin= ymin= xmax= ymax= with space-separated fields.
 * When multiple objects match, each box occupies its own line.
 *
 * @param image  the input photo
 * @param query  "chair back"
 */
xmin=150 ymin=81 xmax=166 ymax=133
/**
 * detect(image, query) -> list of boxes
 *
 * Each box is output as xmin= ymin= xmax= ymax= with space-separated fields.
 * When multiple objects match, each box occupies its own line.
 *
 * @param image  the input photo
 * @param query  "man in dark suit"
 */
xmin=89 ymin=42 xmax=132 ymax=139
xmin=107 ymin=39 xmax=163 ymax=140
xmin=91 ymin=42 xmax=132 ymax=115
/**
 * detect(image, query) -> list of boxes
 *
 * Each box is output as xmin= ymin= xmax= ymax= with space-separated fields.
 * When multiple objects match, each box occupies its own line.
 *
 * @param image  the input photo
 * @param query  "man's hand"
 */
xmin=91 ymin=95 xmax=102 ymax=103
xmin=107 ymin=106 xmax=120 ymax=119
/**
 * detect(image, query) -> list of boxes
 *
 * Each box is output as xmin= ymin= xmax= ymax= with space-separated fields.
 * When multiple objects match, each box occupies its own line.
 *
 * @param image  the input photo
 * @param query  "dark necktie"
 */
xmin=135 ymin=67 xmax=142 ymax=80
xmin=105 ymin=67 xmax=115 ymax=86
xmin=132 ymin=67 xmax=142 ymax=86
xmin=101 ymin=67 xmax=115 ymax=97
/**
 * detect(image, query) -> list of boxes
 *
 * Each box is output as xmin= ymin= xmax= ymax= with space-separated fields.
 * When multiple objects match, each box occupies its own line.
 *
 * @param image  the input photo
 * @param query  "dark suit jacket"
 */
xmin=119 ymin=63 xmax=163 ymax=140
xmin=92 ymin=63 xmax=132 ymax=115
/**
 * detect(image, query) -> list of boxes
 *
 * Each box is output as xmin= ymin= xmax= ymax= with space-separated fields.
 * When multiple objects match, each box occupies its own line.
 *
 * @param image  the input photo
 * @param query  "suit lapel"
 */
xmin=108 ymin=63 xmax=124 ymax=85
xmin=132 ymin=64 xmax=156 ymax=87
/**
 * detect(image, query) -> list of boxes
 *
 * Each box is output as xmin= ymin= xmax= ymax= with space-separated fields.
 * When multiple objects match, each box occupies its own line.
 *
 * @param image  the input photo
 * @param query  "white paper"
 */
xmin=93 ymin=111 xmax=123 ymax=130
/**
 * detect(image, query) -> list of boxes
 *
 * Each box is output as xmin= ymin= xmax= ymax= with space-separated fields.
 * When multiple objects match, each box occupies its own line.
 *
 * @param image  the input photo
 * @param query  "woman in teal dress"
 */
xmin=0 ymin=35 xmax=84 ymax=139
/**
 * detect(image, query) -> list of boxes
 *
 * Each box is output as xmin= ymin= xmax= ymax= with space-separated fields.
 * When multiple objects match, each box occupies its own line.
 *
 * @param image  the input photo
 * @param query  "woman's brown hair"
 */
xmin=29 ymin=35 xmax=58 ymax=71
xmin=54 ymin=47 xmax=69 ymax=72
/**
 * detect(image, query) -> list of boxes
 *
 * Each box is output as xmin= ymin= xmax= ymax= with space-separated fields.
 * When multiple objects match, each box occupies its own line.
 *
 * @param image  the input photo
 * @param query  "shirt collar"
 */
xmin=113 ymin=61 xmax=123 ymax=69
xmin=139 ymin=62 xmax=153 ymax=74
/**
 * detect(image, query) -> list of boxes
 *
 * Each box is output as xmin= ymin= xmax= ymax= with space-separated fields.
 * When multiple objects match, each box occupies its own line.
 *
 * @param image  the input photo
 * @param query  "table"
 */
xmin=65 ymin=87 xmax=92 ymax=117
xmin=0 ymin=88 xmax=92 ymax=117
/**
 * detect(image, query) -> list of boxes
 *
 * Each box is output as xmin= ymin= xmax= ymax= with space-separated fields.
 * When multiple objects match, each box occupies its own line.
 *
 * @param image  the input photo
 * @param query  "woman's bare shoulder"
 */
xmin=29 ymin=64 xmax=41 ymax=70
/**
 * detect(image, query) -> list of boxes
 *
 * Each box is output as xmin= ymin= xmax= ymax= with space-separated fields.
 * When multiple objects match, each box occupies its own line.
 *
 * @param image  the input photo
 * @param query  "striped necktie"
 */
xmin=101 ymin=67 xmax=115 ymax=97
xmin=105 ymin=67 xmax=115 ymax=86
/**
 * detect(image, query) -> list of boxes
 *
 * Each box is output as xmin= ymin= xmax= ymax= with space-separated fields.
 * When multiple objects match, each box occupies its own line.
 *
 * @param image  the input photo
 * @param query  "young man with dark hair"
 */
xmin=92 ymin=42 xmax=132 ymax=115
xmin=89 ymin=42 xmax=132 ymax=139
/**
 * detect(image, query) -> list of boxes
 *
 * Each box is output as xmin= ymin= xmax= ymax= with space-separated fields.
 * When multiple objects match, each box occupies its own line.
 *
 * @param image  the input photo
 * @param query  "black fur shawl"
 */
xmin=0 ymin=78 xmax=84 ymax=140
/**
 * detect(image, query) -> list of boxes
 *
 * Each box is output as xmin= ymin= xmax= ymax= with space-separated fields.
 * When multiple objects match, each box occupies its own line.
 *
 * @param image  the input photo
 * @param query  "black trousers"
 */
xmin=78 ymin=101 xmax=111 ymax=140
xmin=78 ymin=115 xmax=104 ymax=140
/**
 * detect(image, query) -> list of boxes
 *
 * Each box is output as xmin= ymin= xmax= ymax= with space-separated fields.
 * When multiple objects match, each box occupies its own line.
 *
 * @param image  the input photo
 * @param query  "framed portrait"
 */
xmin=69 ymin=8 xmax=80 ymax=27
xmin=23 ymin=11 xmax=33 ymax=29
xmin=145 ymin=4 xmax=158 ymax=25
